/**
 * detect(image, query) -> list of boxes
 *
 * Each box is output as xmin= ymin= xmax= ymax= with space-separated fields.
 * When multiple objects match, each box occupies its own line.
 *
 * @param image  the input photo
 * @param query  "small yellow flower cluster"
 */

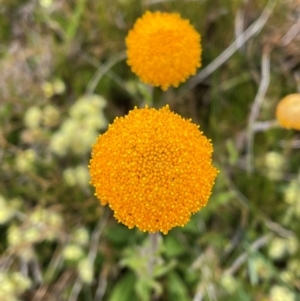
xmin=284 ymin=259 xmax=300 ymax=282
xmin=24 ymin=107 xmax=42 ymax=129
xmin=72 ymin=227 xmax=90 ymax=246
xmin=252 ymin=257 xmax=272 ymax=280
xmin=78 ymin=259 xmax=93 ymax=284
xmin=50 ymin=95 xmax=107 ymax=156
xmin=0 ymin=271 xmax=31 ymax=301
xmin=63 ymin=165 xmax=90 ymax=188
xmin=43 ymin=105 xmax=61 ymax=127
xmin=7 ymin=208 xmax=63 ymax=260
xmin=89 ymin=105 xmax=218 ymax=234
xmin=22 ymin=105 xmax=60 ymax=145
xmin=62 ymin=244 xmax=84 ymax=262
xmin=283 ymin=179 xmax=300 ymax=220
xmin=0 ymin=195 xmax=15 ymax=225
xmin=284 ymin=180 xmax=300 ymax=205
xmin=15 ymin=149 xmax=37 ymax=173
xmin=269 ymin=286 xmax=295 ymax=301
xmin=220 ymin=274 xmax=238 ymax=294
xmin=62 ymin=227 xmax=93 ymax=284
xmin=41 ymin=78 xmax=66 ymax=98
xmin=29 ymin=208 xmax=63 ymax=232
xmin=126 ymin=11 xmax=201 ymax=90
xmin=264 ymin=151 xmax=285 ymax=180
xmin=24 ymin=104 xmax=60 ymax=129
xmin=268 ymin=236 xmax=299 ymax=260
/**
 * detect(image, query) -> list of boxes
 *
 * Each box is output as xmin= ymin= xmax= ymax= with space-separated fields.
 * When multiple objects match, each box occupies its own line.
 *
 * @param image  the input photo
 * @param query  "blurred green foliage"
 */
xmin=0 ymin=0 xmax=300 ymax=300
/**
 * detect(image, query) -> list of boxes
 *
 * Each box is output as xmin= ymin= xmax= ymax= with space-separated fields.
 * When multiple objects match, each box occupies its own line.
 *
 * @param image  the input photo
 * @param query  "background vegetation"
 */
xmin=0 ymin=0 xmax=299 ymax=300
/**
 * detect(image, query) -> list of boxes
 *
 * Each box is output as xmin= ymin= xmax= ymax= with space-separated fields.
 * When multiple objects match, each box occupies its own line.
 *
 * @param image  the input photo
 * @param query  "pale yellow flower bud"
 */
xmin=62 ymin=244 xmax=84 ymax=262
xmin=0 ymin=195 xmax=15 ymax=225
xmin=78 ymin=258 xmax=93 ymax=284
xmin=42 ymin=105 xmax=60 ymax=128
xmin=15 ymin=149 xmax=36 ymax=173
xmin=269 ymin=285 xmax=295 ymax=301
xmin=24 ymin=107 xmax=42 ymax=129
xmin=72 ymin=227 xmax=89 ymax=246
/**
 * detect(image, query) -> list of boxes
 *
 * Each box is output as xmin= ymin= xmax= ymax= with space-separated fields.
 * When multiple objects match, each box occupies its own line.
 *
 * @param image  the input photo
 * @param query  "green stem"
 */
xmin=148 ymin=232 xmax=160 ymax=301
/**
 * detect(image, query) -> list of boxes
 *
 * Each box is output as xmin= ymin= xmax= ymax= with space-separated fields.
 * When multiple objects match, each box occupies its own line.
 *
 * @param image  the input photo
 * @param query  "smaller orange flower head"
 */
xmin=89 ymin=106 xmax=218 ymax=234
xmin=126 ymin=11 xmax=201 ymax=91
xmin=276 ymin=94 xmax=300 ymax=130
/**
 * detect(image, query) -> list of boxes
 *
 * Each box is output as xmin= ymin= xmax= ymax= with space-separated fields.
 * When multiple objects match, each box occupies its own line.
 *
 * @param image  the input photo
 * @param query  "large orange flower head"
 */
xmin=89 ymin=106 xmax=218 ymax=234
xmin=126 ymin=11 xmax=201 ymax=91
xmin=276 ymin=94 xmax=300 ymax=130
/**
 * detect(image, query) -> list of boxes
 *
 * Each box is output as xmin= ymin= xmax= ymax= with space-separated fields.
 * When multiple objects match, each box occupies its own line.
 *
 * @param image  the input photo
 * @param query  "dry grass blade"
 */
xmin=85 ymin=50 xmax=127 ymax=95
xmin=224 ymin=233 xmax=273 ymax=276
xmin=181 ymin=0 xmax=277 ymax=95
xmin=246 ymin=49 xmax=271 ymax=173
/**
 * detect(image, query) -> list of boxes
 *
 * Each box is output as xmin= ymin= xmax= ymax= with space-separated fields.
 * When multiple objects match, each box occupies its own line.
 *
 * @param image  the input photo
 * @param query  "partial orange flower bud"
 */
xmin=276 ymin=94 xmax=300 ymax=130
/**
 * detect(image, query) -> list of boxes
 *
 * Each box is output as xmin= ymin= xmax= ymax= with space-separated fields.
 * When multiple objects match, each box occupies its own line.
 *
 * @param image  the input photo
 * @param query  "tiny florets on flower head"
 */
xmin=126 ymin=11 xmax=202 ymax=91
xmin=89 ymin=106 xmax=218 ymax=234
xmin=276 ymin=94 xmax=300 ymax=130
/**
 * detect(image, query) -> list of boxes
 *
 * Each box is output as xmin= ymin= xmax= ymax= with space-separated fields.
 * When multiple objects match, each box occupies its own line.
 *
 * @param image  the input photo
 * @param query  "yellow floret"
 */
xmin=126 ymin=11 xmax=201 ymax=91
xmin=89 ymin=106 xmax=217 ymax=234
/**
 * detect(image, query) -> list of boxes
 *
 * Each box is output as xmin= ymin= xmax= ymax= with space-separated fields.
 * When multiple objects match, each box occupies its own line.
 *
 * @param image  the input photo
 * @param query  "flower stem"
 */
xmin=148 ymin=232 xmax=160 ymax=301
xmin=148 ymin=232 xmax=159 ymax=276
xmin=148 ymin=232 xmax=159 ymax=277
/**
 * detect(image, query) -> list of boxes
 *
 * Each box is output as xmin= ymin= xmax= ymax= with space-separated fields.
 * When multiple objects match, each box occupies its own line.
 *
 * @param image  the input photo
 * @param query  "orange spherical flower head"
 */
xmin=126 ymin=11 xmax=202 ymax=91
xmin=89 ymin=106 xmax=218 ymax=234
xmin=276 ymin=94 xmax=300 ymax=130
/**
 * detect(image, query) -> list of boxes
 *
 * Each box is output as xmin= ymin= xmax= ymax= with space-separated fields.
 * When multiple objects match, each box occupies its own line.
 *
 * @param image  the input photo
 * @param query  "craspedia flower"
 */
xmin=126 ymin=11 xmax=201 ymax=91
xmin=276 ymin=94 xmax=300 ymax=130
xmin=89 ymin=106 xmax=218 ymax=234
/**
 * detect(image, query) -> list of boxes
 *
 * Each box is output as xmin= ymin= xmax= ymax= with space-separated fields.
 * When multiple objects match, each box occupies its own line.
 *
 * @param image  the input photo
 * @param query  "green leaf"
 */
xmin=153 ymin=259 xmax=177 ymax=278
xmin=135 ymin=279 xmax=151 ymax=301
xmin=247 ymin=257 xmax=258 ymax=286
xmin=137 ymin=82 xmax=153 ymax=106
xmin=164 ymin=235 xmax=186 ymax=258
xmin=135 ymin=278 xmax=163 ymax=301
xmin=181 ymin=215 xmax=202 ymax=234
xmin=167 ymin=272 xmax=191 ymax=301
xmin=120 ymin=256 xmax=146 ymax=272
xmin=208 ymin=191 xmax=235 ymax=211
xmin=226 ymin=139 xmax=239 ymax=165
xmin=66 ymin=0 xmax=87 ymax=43
xmin=108 ymin=272 xmax=137 ymax=301
xmin=197 ymin=231 xmax=228 ymax=250
xmin=104 ymin=224 xmax=133 ymax=246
